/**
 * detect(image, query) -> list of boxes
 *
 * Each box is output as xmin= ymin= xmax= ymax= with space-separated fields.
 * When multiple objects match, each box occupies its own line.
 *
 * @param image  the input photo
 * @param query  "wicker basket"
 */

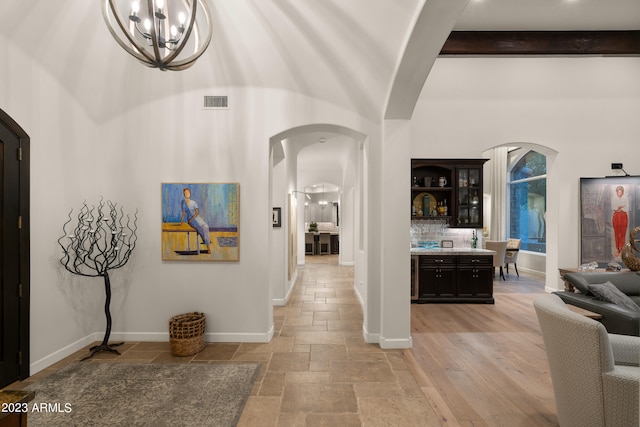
xmin=169 ymin=312 xmax=206 ymax=356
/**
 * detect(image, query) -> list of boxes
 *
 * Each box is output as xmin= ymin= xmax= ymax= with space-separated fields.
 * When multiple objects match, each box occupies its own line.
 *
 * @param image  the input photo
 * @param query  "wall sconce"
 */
xmin=611 ymin=163 xmax=630 ymax=176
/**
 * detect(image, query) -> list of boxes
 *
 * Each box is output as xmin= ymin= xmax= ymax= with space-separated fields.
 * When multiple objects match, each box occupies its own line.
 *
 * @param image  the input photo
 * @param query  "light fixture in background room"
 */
xmin=319 ymin=184 xmax=328 ymax=207
xmin=291 ymin=190 xmax=311 ymax=200
xmin=102 ymin=0 xmax=213 ymax=71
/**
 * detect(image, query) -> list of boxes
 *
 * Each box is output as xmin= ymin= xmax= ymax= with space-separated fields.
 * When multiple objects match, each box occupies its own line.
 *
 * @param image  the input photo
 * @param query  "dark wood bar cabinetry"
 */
xmin=419 ymin=256 xmax=456 ymax=299
xmin=456 ymin=255 xmax=494 ymax=300
xmin=412 ymin=251 xmax=494 ymax=303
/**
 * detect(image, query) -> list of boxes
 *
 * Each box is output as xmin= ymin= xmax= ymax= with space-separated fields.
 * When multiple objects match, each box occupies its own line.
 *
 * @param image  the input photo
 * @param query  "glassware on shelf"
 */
xmin=458 ymin=169 xmax=468 ymax=187
xmin=469 ymin=169 xmax=480 ymax=187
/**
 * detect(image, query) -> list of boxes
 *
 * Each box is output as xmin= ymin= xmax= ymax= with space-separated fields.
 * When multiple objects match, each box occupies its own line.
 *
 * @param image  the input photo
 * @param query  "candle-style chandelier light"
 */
xmin=102 ymin=0 xmax=213 ymax=71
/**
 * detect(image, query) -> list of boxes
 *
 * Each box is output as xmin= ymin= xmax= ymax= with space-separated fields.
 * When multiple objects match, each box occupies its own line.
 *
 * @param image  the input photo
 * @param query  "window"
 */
xmin=508 ymin=150 xmax=546 ymax=253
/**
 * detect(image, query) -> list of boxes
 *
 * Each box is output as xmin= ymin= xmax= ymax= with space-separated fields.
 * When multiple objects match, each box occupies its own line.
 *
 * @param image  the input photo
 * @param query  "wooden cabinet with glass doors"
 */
xmin=456 ymin=166 xmax=483 ymax=227
xmin=411 ymin=159 xmax=487 ymax=228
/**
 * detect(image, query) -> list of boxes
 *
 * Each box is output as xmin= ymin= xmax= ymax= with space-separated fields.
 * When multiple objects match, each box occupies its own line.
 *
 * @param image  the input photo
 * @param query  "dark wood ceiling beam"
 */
xmin=441 ymin=31 xmax=640 ymax=55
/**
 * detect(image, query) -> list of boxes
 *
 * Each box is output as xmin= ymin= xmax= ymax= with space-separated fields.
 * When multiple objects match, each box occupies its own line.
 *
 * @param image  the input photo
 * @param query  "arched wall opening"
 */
xmin=268 ymin=124 xmax=366 ymax=308
xmin=482 ymin=142 xmax=559 ymax=290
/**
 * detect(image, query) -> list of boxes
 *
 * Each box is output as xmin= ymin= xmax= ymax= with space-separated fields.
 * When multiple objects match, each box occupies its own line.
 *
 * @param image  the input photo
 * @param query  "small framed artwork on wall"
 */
xmin=273 ymin=207 xmax=282 ymax=228
xmin=161 ymin=183 xmax=240 ymax=261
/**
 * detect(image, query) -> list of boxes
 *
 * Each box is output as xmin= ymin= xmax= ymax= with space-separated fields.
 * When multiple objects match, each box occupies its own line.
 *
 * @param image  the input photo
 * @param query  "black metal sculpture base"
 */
xmin=80 ymin=271 xmax=123 ymax=361
xmin=81 ymin=341 xmax=125 ymax=361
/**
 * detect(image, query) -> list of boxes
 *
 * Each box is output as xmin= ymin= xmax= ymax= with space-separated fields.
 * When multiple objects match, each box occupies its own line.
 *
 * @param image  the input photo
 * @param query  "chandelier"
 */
xmin=102 ymin=0 xmax=213 ymax=71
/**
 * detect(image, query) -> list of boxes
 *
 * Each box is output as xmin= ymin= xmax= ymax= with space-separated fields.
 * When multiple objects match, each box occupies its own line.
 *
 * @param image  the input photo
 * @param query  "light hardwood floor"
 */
xmin=6 ymin=255 xmax=557 ymax=426
xmin=406 ymin=271 xmax=557 ymax=426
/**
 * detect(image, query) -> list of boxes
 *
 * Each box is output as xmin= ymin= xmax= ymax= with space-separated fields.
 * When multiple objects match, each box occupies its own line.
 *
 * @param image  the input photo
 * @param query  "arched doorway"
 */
xmin=268 ymin=124 xmax=365 ymax=307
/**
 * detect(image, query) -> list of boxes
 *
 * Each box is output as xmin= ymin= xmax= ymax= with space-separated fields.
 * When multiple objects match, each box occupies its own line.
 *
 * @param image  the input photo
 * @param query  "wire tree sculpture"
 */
xmin=58 ymin=199 xmax=138 ymax=360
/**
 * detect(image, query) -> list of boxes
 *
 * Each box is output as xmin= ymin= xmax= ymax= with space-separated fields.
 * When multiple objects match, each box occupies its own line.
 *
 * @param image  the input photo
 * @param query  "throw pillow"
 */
xmin=588 ymin=281 xmax=640 ymax=312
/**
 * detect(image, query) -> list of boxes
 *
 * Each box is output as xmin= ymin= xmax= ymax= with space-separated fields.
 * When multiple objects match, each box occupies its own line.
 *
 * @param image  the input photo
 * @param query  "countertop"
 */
xmin=411 ymin=248 xmax=495 ymax=255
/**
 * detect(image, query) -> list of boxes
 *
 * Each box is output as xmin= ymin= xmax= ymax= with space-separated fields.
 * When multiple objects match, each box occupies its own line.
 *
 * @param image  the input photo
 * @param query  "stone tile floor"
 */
xmin=237 ymin=255 xmax=436 ymax=426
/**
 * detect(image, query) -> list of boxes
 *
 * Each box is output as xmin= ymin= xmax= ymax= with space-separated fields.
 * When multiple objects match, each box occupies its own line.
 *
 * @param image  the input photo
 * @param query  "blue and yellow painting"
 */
xmin=161 ymin=183 xmax=239 ymax=261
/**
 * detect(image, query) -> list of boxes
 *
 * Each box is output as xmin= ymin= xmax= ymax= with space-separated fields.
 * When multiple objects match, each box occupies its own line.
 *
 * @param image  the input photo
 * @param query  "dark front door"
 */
xmin=0 ymin=110 xmax=30 ymax=387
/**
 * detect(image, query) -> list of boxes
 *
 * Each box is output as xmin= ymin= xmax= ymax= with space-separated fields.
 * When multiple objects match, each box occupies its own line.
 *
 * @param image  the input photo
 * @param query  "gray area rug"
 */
xmin=26 ymin=362 xmax=260 ymax=426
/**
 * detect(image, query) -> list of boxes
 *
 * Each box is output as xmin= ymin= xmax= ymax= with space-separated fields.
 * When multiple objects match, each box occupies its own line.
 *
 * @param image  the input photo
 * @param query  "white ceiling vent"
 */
xmin=203 ymin=96 xmax=229 ymax=109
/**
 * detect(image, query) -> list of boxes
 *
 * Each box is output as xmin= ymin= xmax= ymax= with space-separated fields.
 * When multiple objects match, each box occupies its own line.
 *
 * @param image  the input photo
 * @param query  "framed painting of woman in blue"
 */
xmin=580 ymin=176 xmax=639 ymax=266
xmin=161 ymin=183 xmax=239 ymax=261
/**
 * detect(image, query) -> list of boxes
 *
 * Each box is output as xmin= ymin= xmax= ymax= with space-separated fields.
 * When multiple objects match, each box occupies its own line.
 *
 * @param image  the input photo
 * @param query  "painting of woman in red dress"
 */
xmin=612 ymin=185 xmax=629 ymax=258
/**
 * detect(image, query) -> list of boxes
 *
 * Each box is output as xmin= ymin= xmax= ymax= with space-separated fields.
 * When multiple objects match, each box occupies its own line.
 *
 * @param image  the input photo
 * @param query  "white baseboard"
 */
xmin=31 ymin=327 xmax=276 ymax=374
xmin=362 ymin=324 xmax=379 ymax=344
xmin=362 ymin=324 xmax=413 ymax=349
xmin=273 ymin=272 xmax=297 ymax=306
xmin=354 ymin=286 xmax=365 ymax=307
xmin=379 ymin=335 xmax=413 ymax=349
xmin=30 ymin=333 xmax=100 ymax=375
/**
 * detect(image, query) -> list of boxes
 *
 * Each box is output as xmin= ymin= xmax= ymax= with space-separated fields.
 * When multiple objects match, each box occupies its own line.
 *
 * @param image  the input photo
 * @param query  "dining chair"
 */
xmin=485 ymin=240 xmax=508 ymax=280
xmin=504 ymin=238 xmax=521 ymax=276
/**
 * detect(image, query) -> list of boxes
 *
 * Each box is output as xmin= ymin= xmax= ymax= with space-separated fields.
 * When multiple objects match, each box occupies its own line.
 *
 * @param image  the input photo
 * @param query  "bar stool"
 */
xmin=319 ymin=233 xmax=331 ymax=255
xmin=305 ymin=233 xmax=314 ymax=255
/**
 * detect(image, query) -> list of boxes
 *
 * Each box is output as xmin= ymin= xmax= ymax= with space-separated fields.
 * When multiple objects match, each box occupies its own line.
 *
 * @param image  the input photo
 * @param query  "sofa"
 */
xmin=554 ymin=271 xmax=640 ymax=336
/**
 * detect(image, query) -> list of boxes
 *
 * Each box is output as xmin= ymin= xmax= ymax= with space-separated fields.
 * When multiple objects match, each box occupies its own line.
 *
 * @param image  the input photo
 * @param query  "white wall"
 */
xmin=340 ymin=187 xmax=356 ymax=266
xmin=1 ymin=33 xmax=110 ymax=370
xmin=375 ymin=119 xmax=412 ymax=348
xmin=339 ymin=143 xmax=358 ymax=266
xmin=270 ymin=145 xmax=288 ymax=305
xmin=411 ymin=56 xmax=640 ymax=290
xmin=91 ymin=86 xmax=378 ymax=363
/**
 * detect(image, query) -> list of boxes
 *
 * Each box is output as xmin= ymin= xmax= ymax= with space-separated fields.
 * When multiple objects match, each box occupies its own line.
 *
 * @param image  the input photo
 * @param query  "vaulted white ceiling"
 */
xmin=2 ymin=0 xmax=638 ymax=123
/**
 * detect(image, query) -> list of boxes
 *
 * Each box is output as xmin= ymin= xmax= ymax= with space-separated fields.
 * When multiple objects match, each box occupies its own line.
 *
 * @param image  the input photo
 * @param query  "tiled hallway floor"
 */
xmin=237 ymin=255 xmax=436 ymax=426
xmin=13 ymin=255 xmax=437 ymax=426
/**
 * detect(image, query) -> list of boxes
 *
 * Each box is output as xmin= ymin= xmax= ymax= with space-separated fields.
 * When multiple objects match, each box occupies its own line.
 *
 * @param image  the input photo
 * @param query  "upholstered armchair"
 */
xmin=534 ymin=294 xmax=640 ymax=427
